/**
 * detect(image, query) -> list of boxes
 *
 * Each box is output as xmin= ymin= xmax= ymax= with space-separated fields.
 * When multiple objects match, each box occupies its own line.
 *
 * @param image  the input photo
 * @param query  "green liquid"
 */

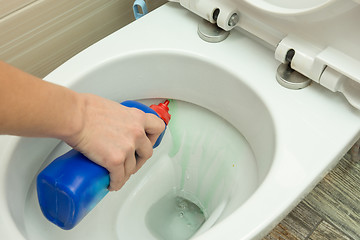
xmin=145 ymin=99 xmax=257 ymax=240
xmin=167 ymin=100 xmax=257 ymax=206
xmin=145 ymin=190 xmax=206 ymax=240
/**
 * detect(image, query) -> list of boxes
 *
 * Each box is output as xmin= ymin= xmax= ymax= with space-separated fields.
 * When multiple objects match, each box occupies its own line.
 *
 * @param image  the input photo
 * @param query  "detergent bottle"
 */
xmin=37 ymin=100 xmax=171 ymax=230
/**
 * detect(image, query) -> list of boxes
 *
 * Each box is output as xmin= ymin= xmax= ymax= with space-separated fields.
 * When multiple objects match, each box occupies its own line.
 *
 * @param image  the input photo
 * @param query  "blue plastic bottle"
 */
xmin=37 ymin=100 xmax=171 ymax=230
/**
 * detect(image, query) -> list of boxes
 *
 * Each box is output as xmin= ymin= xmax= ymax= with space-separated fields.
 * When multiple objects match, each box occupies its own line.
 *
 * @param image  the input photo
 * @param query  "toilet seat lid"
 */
xmin=176 ymin=0 xmax=360 ymax=61
xmin=173 ymin=0 xmax=360 ymax=110
xmin=239 ymin=0 xmax=360 ymax=48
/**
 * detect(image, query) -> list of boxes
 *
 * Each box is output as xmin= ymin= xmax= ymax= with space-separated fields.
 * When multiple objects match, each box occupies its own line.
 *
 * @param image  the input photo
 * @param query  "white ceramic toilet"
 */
xmin=1 ymin=1 xmax=360 ymax=240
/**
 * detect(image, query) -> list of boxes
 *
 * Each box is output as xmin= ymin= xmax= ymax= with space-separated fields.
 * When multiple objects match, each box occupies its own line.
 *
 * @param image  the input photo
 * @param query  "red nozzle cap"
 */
xmin=150 ymin=100 xmax=171 ymax=125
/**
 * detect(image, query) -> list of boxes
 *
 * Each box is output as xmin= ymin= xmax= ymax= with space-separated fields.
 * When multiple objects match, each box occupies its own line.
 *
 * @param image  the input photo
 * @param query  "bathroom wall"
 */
xmin=0 ymin=0 xmax=167 ymax=78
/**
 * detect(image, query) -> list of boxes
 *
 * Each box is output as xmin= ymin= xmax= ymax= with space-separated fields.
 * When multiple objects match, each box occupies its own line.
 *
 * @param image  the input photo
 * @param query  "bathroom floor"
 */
xmin=263 ymin=153 xmax=360 ymax=240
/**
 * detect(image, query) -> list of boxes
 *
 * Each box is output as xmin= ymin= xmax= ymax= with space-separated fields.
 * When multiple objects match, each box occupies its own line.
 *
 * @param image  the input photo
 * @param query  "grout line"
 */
xmin=304 ymin=218 xmax=323 ymax=240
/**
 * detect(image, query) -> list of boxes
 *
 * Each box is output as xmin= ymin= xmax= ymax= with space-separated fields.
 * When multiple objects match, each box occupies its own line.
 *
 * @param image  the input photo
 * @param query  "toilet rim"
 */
xmin=0 ymin=136 xmax=28 ymax=239
xmin=0 ymin=49 xmax=277 ymax=239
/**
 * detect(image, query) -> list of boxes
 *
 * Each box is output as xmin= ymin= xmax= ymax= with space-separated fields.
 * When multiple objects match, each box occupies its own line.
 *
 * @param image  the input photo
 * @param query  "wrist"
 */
xmin=57 ymin=91 xmax=87 ymax=145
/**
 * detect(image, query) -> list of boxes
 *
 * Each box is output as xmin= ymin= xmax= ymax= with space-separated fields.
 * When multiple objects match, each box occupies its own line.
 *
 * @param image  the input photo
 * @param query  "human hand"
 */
xmin=63 ymin=94 xmax=165 ymax=191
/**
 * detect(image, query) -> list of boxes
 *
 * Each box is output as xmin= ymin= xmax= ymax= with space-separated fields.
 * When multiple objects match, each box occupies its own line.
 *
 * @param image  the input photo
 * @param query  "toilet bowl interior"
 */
xmin=4 ymin=52 xmax=275 ymax=239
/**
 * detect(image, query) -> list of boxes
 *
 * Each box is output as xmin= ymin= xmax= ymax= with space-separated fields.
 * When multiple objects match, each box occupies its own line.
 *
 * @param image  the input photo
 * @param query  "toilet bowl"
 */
xmin=1 ymin=2 xmax=360 ymax=240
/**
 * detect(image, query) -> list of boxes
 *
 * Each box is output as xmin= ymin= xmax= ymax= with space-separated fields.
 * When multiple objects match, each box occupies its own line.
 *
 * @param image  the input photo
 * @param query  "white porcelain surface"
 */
xmin=172 ymin=0 xmax=360 ymax=110
xmin=0 ymin=3 xmax=360 ymax=240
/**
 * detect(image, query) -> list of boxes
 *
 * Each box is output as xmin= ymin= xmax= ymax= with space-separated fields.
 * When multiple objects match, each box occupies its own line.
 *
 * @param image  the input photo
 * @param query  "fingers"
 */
xmin=134 ymin=133 xmax=153 ymax=172
xmin=108 ymin=167 xmax=126 ymax=191
xmin=108 ymin=115 xmax=163 ymax=191
xmin=108 ymin=149 xmax=137 ymax=191
xmin=108 ymin=140 xmax=153 ymax=191
xmin=144 ymin=113 xmax=165 ymax=146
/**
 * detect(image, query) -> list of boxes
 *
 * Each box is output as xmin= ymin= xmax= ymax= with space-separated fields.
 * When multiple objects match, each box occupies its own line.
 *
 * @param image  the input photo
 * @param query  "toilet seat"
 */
xmin=170 ymin=0 xmax=360 ymax=110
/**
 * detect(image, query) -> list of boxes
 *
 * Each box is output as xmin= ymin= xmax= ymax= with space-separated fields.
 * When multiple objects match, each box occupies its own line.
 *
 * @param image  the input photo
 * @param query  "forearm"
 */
xmin=0 ymin=61 xmax=83 ymax=140
xmin=0 ymin=61 xmax=165 ymax=191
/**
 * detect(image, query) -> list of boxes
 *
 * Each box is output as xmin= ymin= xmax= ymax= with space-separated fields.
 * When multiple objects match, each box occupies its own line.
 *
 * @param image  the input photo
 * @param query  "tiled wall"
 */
xmin=0 ymin=0 xmax=166 ymax=78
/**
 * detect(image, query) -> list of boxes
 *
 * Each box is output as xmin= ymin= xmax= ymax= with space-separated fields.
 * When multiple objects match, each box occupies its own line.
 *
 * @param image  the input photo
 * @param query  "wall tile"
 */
xmin=0 ymin=0 xmax=35 ymax=19
xmin=0 ymin=0 xmax=166 ymax=77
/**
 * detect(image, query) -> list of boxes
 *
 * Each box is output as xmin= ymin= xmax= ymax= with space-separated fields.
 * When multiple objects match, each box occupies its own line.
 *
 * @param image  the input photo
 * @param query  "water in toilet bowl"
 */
xmin=23 ymin=100 xmax=258 ymax=240
xmin=145 ymin=189 xmax=207 ymax=240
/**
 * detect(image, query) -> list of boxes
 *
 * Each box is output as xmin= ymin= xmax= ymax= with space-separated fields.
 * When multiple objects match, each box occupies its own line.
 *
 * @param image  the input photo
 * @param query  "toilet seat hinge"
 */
xmin=275 ymin=35 xmax=360 ymax=111
xmin=169 ymin=0 xmax=240 ymax=31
